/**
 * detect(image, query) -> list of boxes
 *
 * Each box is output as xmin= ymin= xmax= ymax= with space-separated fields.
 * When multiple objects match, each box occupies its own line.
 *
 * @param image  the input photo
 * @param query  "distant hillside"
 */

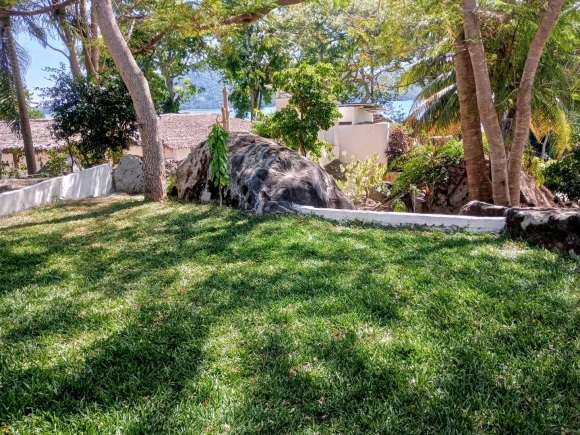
xmin=182 ymin=70 xmax=228 ymax=110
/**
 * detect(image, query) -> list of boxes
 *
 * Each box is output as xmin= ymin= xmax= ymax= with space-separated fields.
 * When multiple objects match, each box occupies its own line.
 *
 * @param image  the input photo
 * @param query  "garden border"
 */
xmin=295 ymin=205 xmax=506 ymax=233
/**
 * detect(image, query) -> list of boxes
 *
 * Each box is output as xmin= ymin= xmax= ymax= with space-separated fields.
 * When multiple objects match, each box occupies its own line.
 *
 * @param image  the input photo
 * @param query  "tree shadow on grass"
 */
xmin=1 ymin=202 xmax=580 ymax=434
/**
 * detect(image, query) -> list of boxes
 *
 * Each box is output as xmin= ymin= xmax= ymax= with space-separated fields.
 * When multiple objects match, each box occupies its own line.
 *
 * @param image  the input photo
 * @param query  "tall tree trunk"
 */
xmin=94 ymin=0 xmax=166 ymax=201
xmin=90 ymin=0 xmax=99 ymax=74
xmin=78 ymin=0 xmax=97 ymax=77
xmin=455 ymin=35 xmax=493 ymax=202
xmin=507 ymin=0 xmax=564 ymax=204
xmin=1 ymin=16 xmax=37 ymax=175
xmin=462 ymin=0 xmax=510 ymax=205
xmin=54 ymin=4 xmax=82 ymax=79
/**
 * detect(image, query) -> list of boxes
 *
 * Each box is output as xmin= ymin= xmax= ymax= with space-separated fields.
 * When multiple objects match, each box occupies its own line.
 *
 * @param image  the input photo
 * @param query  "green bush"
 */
xmin=337 ymin=152 xmax=387 ymax=199
xmin=45 ymin=149 xmax=67 ymax=177
xmin=389 ymin=138 xmax=464 ymax=197
xmin=41 ymin=67 xmax=137 ymax=167
xmin=207 ymin=122 xmax=230 ymax=205
xmin=544 ymin=145 xmax=580 ymax=201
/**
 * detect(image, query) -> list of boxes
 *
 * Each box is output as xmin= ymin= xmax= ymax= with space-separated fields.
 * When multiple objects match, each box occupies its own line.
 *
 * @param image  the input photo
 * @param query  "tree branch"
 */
xmin=130 ymin=0 xmax=304 ymax=55
xmin=0 ymin=0 xmax=76 ymax=17
xmin=198 ymin=0 xmax=304 ymax=30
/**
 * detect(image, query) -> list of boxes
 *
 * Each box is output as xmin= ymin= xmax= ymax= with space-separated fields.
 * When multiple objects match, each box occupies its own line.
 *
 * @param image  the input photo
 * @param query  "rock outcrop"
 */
xmin=459 ymin=201 xmax=509 ymax=217
xmin=113 ymin=155 xmax=143 ymax=194
xmin=176 ymin=133 xmax=355 ymax=213
xmin=506 ymin=208 xmax=580 ymax=255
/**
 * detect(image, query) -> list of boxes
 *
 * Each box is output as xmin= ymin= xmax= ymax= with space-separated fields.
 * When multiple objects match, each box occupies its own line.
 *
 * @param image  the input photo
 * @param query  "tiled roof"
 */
xmin=0 ymin=113 xmax=252 ymax=153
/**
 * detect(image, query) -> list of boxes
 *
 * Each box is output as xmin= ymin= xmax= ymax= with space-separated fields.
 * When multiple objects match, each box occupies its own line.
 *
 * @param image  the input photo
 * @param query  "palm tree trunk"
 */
xmin=1 ymin=16 xmax=37 ymax=175
xmin=462 ymin=0 xmax=510 ymax=205
xmin=455 ymin=35 xmax=493 ymax=202
xmin=94 ymin=0 xmax=166 ymax=201
xmin=507 ymin=0 xmax=564 ymax=204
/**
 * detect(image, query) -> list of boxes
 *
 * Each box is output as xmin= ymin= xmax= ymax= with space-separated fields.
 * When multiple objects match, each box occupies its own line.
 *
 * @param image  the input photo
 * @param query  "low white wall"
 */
xmin=0 ymin=163 xmax=112 ymax=217
xmin=296 ymin=206 xmax=506 ymax=233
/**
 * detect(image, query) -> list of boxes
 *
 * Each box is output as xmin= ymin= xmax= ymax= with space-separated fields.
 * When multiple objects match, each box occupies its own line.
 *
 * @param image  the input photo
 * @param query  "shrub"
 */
xmin=386 ymin=124 xmax=411 ymax=165
xmin=544 ymin=145 xmax=580 ymax=201
xmin=207 ymin=122 xmax=230 ymax=205
xmin=41 ymin=66 xmax=137 ymax=167
xmin=389 ymin=138 xmax=464 ymax=197
xmin=337 ymin=152 xmax=387 ymax=199
xmin=45 ymin=149 xmax=67 ymax=177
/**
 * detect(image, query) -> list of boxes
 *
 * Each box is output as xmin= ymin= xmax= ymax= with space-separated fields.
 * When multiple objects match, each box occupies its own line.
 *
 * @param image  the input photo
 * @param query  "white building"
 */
xmin=274 ymin=92 xmax=391 ymax=166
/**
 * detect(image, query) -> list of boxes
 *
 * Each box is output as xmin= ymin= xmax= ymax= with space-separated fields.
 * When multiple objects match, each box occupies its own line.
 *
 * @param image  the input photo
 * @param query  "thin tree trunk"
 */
xmin=462 ymin=0 xmax=510 ymax=205
xmin=79 ymin=0 xmax=96 ymax=77
xmin=507 ymin=0 xmax=564 ymax=204
xmin=1 ymin=16 xmax=37 ymax=175
xmin=94 ymin=0 xmax=166 ymax=201
xmin=250 ymin=85 xmax=256 ymax=121
xmin=54 ymin=4 xmax=82 ymax=79
xmin=455 ymin=35 xmax=493 ymax=202
xmin=90 ymin=0 xmax=99 ymax=74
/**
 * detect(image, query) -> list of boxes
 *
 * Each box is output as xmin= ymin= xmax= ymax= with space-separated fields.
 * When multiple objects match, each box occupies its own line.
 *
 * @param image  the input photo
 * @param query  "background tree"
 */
xmin=257 ymin=63 xmax=343 ymax=158
xmin=41 ymin=67 xmax=137 ymax=166
xmin=136 ymin=32 xmax=205 ymax=113
xmin=210 ymin=20 xmax=290 ymax=120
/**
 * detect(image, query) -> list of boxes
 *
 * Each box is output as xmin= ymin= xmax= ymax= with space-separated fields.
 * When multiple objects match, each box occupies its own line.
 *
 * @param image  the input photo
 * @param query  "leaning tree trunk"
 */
xmin=55 ymin=5 xmax=83 ymax=79
xmin=94 ymin=0 xmax=166 ymax=201
xmin=1 ymin=16 xmax=37 ymax=175
xmin=455 ymin=35 xmax=493 ymax=202
xmin=462 ymin=0 xmax=510 ymax=206
xmin=507 ymin=0 xmax=565 ymax=205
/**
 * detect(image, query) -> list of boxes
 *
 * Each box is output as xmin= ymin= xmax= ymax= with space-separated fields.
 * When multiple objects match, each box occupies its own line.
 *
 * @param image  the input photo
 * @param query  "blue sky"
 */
xmin=17 ymin=33 xmax=68 ymax=101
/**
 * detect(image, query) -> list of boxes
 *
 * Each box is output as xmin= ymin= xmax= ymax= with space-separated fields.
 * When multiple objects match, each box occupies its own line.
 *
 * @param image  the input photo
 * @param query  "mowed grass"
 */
xmin=1 ymin=198 xmax=579 ymax=435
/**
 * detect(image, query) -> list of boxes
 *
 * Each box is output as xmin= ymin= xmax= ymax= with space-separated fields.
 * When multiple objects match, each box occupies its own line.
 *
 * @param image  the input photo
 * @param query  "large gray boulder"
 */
xmin=176 ymin=133 xmax=356 ymax=213
xmin=506 ymin=208 xmax=580 ymax=255
xmin=114 ymin=154 xmax=143 ymax=194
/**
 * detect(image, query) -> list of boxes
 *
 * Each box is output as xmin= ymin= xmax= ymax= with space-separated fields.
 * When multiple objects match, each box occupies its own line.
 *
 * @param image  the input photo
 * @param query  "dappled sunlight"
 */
xmin=1 ymin=198 xmax=579 ymax=433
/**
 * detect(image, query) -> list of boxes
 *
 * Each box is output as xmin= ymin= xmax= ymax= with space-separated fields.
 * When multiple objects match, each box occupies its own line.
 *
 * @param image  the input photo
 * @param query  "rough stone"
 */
xmin=506 ymin=208 xmax=580 ymax=255
xmin=113 ymin=154 xmax=143 ymax=194
xmin=176 ymin=133 xmax=356 ymax=213
xmin=459 ymin=201 xmax=508 ymax=217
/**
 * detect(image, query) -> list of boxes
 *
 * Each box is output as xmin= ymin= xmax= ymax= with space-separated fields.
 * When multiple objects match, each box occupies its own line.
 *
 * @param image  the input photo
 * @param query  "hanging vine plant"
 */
xmin=207 ymin=122 xmax=230 ymax=205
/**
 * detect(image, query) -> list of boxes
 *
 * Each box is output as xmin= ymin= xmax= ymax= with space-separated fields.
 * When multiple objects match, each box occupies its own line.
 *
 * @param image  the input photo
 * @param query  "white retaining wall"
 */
xmin=296 ymin=206 xmax=506 ymax=233
xmin=0 ymin=163 xmax=112 ymax=217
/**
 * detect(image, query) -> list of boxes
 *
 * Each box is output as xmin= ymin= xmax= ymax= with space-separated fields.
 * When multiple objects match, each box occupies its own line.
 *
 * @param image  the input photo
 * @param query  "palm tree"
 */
xmin=401 ymin=4 xmax=578 ymax=203
xmin=0 ymin=12 xmax=37 ymax=174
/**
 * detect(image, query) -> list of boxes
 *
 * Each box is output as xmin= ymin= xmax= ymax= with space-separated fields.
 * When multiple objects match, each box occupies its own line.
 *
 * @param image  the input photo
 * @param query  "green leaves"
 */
xmin=260 ymin=63 xmax=342 ymax=159
xmin=207 ymin=122 xmax=230 ymax=190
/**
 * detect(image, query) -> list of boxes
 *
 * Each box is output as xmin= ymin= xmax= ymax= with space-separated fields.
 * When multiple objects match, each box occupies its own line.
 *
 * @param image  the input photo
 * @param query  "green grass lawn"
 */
xmin=1 ymin=198 xmax=579 ymax=434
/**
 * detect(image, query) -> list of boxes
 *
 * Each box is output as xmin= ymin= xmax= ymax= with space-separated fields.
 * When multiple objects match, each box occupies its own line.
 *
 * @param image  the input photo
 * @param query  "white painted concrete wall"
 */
xmin=0 ymin=163 xmax=112 ymax=217
xmin=337 ymin=124 xmax=389 ymax=164
xmin=296 ymin=206 xmax=506 ymax=233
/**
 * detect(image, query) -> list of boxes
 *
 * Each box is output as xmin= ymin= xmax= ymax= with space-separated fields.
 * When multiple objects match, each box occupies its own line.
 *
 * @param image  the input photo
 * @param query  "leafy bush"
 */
xmin=251 ymin=111 xmax=276 ymax=139
xmin=41 ymin=66 xmax=137 ymax=167
xmin=522 ymin=146 xmax=550 ymax=186
xmin=391 ymin=199 xmax=407 ymax=212
xmin=544 ymin=145 xmax=580 ymax=201
xmin=45 ymin=149 xmax=67 ymax=177
xmin=337 ymin=152 xmax=387 ymax=199
xmin=207 ymin=122 xmax=230 ymax=205
xmin=389 ymin=139 xmax=464 ymax=197
xmin=386 ymin=124 xmax=411 ymax=165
